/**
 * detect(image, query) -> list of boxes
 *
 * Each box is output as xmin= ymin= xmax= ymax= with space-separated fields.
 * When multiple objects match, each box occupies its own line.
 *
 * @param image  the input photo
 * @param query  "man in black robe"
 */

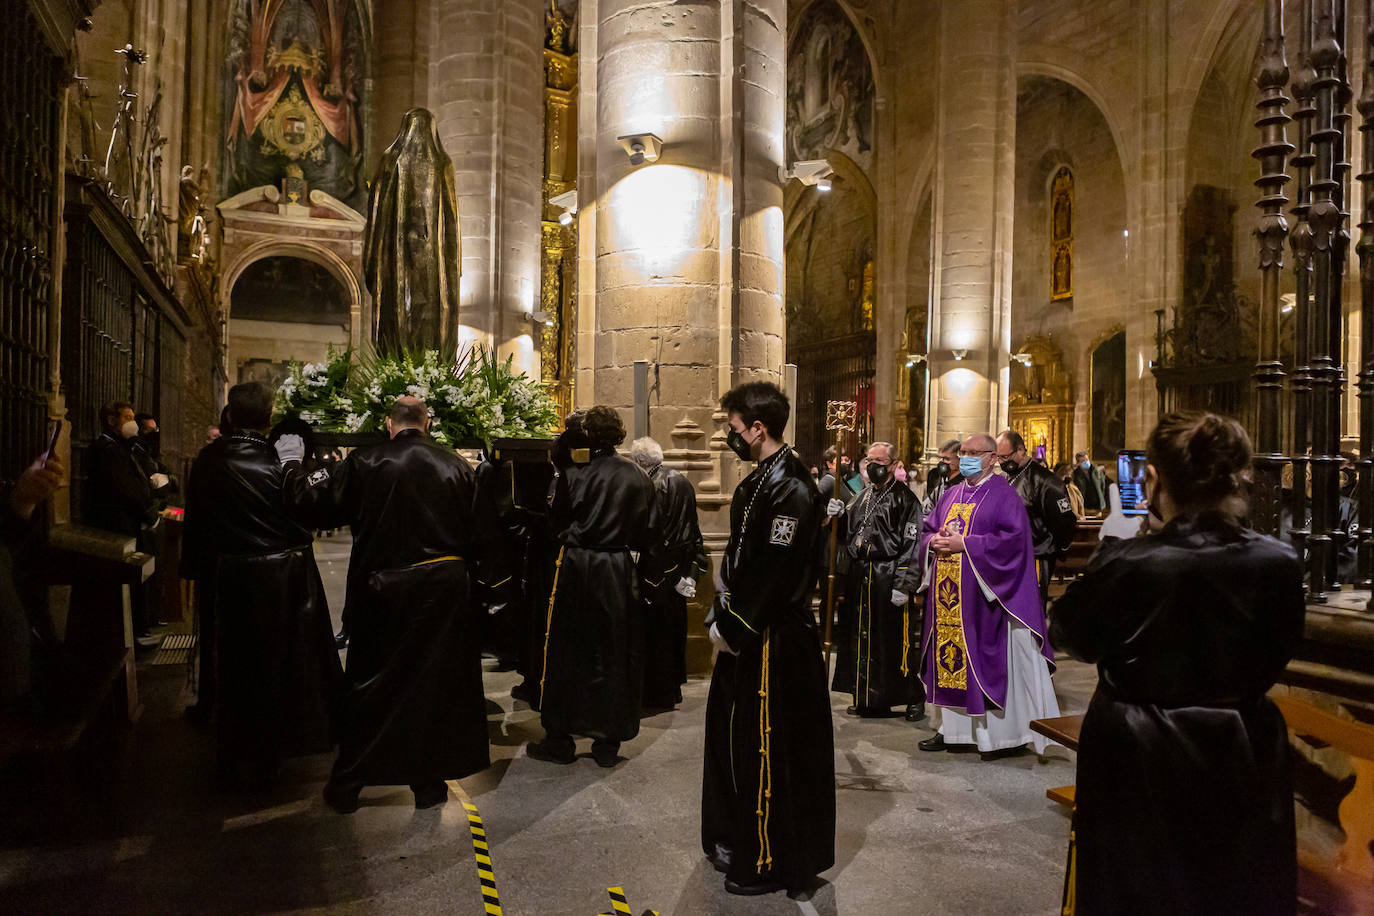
xmin=281 ymin=396 xmax=493 ymax=811
xmin=629 ymin=436 xmax=705 ymax=709
xmin=826 ymin=440 xmax=925 ymax=721
xmin=181 ymin=382 xmax=341 ymax=786
xmin=181 ymin=409 xmax=232 ymax=721
xmin=83 ymin=401 xmax=161 ymax=646
xmin=996 ymin=429 xmax=1078 ymax=609
xmin=527 ymin=406 xmax=655 ymax=768
xmin=702 ymin=381 xmax=834 ymax=897
xmin=923 ymin=438 xmax=962 ymax=513
xmin=512 ymin=411 xmax=588 ymax=705
xmin=473 ymin=451 xmax=555 ymax=677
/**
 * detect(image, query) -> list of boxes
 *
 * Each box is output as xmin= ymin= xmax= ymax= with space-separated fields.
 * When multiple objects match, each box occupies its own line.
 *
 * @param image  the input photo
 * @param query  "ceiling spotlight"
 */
xmin=779 ymin=159 xmax=834 ymax=188
xmin=617 ymin=133 xmax=663 ymax=166
xmin=951 ymin=348 xmax=968 ymax=362
xmin=550 ymin=189 xmax=577 ymax=227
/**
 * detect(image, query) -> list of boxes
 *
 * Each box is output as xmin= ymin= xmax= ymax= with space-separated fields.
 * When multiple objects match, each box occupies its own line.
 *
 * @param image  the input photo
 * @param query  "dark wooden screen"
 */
xmin=793 ymin=331 xmax=877 ymax=466
xmin=0 ymin=5 xmax=63 ymax=486
xmin=62 ymin=178 xmax=192 ymax=516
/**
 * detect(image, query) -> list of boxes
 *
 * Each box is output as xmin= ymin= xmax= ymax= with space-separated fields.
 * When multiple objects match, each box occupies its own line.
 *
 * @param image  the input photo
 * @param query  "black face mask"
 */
xmin=999 ymin=459 xmax=1019 ymax=476
xmin=936 ymin=460 xmax=950 ymax=477
xmin=726 ymin=428 xmax=754 ymax=461
xmin=867 ymin=463 xmax=890 ymax=485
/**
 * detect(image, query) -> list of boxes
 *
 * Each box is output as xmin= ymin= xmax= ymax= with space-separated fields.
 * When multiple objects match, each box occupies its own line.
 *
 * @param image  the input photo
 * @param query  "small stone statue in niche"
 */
xmin=363 ymin=109 xmax=461 ymax=356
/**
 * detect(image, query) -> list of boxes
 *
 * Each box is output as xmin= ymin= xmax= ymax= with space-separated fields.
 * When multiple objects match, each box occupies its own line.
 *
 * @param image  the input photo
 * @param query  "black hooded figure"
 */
xmin=527 ymin=406 xmax=657 ymax=768
xmin=364 ymin=108 xmax=460 ymax=355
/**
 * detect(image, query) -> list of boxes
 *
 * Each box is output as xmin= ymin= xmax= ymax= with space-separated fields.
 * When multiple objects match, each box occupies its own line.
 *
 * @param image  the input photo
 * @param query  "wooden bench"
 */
xmin=1054 ymin=519 xmax=1103 ymax=581
xmin=1 ymin=526 xmax=152 ymax=771
xmin=1032 ymin=714 xmax=1082 ymax=807
xmin=1275 ymin=695 xmax=1374 ymax=915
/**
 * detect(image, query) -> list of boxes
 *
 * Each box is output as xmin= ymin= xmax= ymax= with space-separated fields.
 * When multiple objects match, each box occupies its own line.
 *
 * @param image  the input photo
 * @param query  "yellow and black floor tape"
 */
xmin=448 ymin=781 xmax=660 ymax=916
xmin=448 ymin=780 xmax=503 ymax=916
xmin=600 ymin=884 xmax=658 ymax=916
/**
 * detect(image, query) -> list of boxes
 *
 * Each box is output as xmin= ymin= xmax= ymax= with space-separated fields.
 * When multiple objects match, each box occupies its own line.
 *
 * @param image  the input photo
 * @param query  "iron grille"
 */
xmin=793 ymin=332 xmax=877 ymax=466
xmin=0 ymin=5 xmax=62 ymax=487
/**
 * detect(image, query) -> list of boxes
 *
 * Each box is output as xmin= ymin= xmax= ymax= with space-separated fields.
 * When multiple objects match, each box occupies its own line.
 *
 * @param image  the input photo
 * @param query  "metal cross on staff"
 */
xmin=822 ymin=399 xmax=857 ymax=677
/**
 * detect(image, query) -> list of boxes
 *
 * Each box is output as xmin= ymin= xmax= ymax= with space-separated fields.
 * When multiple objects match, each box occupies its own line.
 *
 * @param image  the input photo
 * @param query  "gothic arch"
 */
xmin=222 ymin=238 xmax=363 ymax=333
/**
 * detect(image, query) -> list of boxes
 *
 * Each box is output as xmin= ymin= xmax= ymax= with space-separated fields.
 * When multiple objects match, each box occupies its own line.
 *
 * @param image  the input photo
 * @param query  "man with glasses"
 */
xmin=995 ymin=430 xmax=1078 ymax=610
xmin=825 ymin=441 xmax=925 ymax=721
xmin=915 ymin=433 xmax=1060 ymax=757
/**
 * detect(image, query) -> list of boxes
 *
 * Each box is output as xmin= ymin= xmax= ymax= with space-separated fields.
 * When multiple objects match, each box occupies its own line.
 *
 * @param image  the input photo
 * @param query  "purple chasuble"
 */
xmin=917 ymin=474 xmax=1053 ymax=716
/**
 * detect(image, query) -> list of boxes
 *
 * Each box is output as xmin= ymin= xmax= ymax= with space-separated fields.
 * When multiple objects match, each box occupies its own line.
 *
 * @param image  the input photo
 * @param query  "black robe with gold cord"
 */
xmin=641 ymin=465 xmax=705 ymax=708
xmin=183 ymin=432 xmax=342 ymax=775
xmin=830 ymin=479 xmax=924 ymax=710
xmin=701 ymin=447 xmax=834 ymax=891
xmin=538 ymin=449 xmax=656 ymax=743
xmin=286 ymin=429 xmax=493 ymax=787
xmin=1050 ymin=517 xmax=1304 ymax=915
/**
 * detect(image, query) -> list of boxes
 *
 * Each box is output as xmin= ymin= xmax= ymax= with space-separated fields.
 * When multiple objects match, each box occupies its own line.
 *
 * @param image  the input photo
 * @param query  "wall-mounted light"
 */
xmin=617 ymin=133 xmax=663 ymax=166
xmin=951 ymin=348 xmax=968 ymax=362
xmin=1281 ymin=292 xmax=1296 ymax=315
xmin=524 ymin=309 xmax=555 ymax=327
xmin=550 ymin=189 xmax=577 ymax=227
xmin=1011 ymin=352 xmax=1033 ymax=367
xmin=904 ymin=353 xmax=928 ymax=368
xmin=779 ymin=159 xmax=834 ymax=189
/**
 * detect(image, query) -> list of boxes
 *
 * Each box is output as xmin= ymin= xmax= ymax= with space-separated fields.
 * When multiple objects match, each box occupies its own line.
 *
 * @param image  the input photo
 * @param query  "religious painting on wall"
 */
xmin=1090 ymin=331 xmax=1126 ymax=462
xmin=230 ymin=256 xmax=351 ymax=327
xmin=1050 ymin=167 xmax=1073 ymax=301
xmin=786 ymin=0 xmax=875 ymax=175
xmin=225 ymin=0 xmax=367 ymax=207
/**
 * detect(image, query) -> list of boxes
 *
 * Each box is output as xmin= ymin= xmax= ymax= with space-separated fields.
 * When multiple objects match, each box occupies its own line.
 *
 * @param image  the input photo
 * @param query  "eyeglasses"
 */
xmin=957 ymin=448 xmax=993 ymax=458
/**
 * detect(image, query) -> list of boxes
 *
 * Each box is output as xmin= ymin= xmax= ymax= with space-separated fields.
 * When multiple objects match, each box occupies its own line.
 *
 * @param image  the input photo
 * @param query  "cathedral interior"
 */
xmin=3 ymin=0 xmax=1374 ymax=913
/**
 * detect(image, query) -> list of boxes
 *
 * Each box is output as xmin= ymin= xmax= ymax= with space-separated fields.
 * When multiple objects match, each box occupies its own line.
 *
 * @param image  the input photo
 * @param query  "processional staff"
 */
xmin=822 ymin=399 xmax=856 ymax=677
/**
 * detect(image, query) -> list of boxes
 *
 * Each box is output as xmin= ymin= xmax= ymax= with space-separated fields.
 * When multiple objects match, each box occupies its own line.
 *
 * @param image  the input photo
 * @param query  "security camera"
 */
xmin=617 ymin=133 xmax=663 ymax=166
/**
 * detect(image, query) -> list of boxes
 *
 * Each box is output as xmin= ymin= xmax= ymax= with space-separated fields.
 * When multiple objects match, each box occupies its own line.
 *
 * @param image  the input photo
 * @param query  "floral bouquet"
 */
xmin=273 ymin=344 xmax=559 ymax=447
xmin=273 ymin=345 xmax=356 ymax=430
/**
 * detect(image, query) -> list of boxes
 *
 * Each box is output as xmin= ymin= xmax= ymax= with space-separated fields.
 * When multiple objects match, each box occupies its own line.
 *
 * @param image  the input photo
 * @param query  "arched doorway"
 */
xmin=226 ymin=252 xmax=354 ymax=387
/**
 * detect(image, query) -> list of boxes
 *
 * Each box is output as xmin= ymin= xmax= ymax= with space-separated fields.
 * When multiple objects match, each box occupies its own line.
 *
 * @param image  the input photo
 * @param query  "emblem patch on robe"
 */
xmin=770 ymin=516 xmax=797 ymax=546
xmin=904 ymin=522 xmax=919 ymax=540
xmin=933 ymin=501 xmax=977 ymax=691
xmin=308 ymin=468 xmax=330 ymax=486
xmin=1057 ymin=497 xmax=1071 ymax=514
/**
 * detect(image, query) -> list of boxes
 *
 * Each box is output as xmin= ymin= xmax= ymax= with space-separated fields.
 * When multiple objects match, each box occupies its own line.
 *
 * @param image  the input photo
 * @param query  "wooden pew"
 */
xmin=1275 ymin=695 xmax=1374 ymax=915
xmin=0 ymin=525 xmax=151 ymax=767
xmin=1054 ymin=519 xmax=1103 ymax=581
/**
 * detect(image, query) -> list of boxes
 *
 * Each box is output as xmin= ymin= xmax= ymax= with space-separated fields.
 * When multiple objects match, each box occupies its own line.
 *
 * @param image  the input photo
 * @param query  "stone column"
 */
xmin=582 ymin=0 xmax=786 ymax=671
xmin=429 ymin=0 xmax=545 ymax=370
xmin=926 ymin=0 xmax=1017 ymax=444
xmin=587 ymin=0 xmax=784 ymax=426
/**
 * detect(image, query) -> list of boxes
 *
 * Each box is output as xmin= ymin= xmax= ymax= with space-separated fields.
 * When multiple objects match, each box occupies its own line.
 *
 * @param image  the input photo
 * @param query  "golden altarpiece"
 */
xmin=539 ymin=5 xmax=577 ymax=419
xmin=1007 ymin=335 xmax=1073 ymax=467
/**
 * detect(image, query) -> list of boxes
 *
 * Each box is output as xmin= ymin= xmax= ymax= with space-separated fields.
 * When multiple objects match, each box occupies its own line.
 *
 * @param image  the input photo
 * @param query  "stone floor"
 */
xmin=0 ymin=535 xmax=1098 ymax=915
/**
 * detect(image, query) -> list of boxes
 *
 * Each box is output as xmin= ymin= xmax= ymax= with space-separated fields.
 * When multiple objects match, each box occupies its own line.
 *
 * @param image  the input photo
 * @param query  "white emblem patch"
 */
xmin=308 ymin=468 xmax=330 ymax=486
xmin=904 ymin=522 xmax=920 ymax=539
xmin=769 ymin=516 xmax=798 ymax=546
xmin=1056 ymin=497 xmax=1071 ymax=514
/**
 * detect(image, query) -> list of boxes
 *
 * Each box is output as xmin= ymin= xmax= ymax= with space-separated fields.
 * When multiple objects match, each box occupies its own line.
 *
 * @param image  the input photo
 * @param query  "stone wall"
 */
xmin=1011 ymin=76 xmax=1129 ymax=458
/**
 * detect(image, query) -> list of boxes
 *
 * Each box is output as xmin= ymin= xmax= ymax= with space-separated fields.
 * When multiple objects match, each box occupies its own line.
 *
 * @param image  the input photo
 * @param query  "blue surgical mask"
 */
xmin=959 ymin=456 xmax=984 ymax=479
xmin=1080 ymin=460 xmax=1091 ymax=471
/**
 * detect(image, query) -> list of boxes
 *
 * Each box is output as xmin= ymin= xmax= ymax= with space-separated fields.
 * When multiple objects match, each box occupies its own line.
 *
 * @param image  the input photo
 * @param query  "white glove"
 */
xmin=826 ymin=498 xmax=844 ymax=517
xmin=709 ymin=622 xmax=737 ymax=656
xmin=274 ymin=433 xmax=306 ymax=466
xmin=891 ymin=589 xmax=908 ymax=606
xmin=149 ymin=473 xmax=170 ymax=489
xmin=675 ymin=576 xmax=696 ymax=598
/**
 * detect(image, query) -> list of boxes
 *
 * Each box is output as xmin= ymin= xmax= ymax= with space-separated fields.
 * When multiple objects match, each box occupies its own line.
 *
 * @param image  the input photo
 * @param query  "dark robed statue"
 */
xmin=364 ymin=109 xmax=460 ymax=355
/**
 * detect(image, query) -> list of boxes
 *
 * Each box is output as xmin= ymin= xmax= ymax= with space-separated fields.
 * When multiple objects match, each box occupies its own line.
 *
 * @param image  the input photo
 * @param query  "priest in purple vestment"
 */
xmin=914 ymin=433 xmax=1060 ymax=755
